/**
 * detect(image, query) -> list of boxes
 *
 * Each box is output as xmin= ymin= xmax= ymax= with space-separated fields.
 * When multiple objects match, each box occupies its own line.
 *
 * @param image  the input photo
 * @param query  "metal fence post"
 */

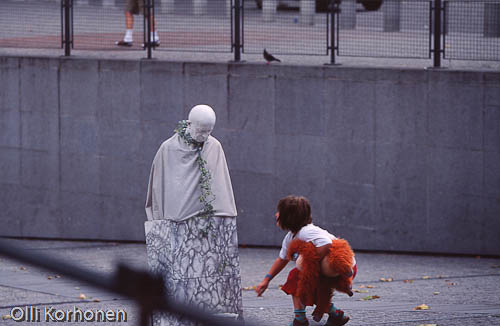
xmin=144 ymin=0 xmax=153 ymax=59
xmin=62 ymin=0 xmax=72 ymax=56
xmin=234 ymin=0 xmax=241 ymax=62
xmin=327 ymin=0 xmax=339 ymax=65
xmin=433 ymin=0 xmax=442 ymax=67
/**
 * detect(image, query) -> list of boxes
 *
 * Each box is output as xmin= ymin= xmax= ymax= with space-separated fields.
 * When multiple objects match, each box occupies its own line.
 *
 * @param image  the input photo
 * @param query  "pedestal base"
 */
xmin=145 ymin=216 xmax=243 ymax=326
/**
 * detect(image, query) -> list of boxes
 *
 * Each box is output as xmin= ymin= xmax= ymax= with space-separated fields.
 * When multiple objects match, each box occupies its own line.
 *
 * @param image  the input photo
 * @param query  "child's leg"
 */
xmin=292 ymin=296 xmax=307 ymax=325
xmin=282 ymin=268 xmax=309 ymax=325
xmin=292 ymin=295 xmax=305 ymax=310
xmin=325 ymin=264 xmax=357 ymax=326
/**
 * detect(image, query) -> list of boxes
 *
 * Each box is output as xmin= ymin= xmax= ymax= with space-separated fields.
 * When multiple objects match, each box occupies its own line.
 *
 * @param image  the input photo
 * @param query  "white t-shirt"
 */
xmin=279 ymin=223 xmax=337 ymax=260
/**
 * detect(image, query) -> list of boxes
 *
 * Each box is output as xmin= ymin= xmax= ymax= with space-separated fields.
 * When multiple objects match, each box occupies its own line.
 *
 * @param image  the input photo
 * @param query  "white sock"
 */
xmin=124 ymin=29 xmax=133 ymax=42
xmin=151 ymin=31 xmax=159 ymax=42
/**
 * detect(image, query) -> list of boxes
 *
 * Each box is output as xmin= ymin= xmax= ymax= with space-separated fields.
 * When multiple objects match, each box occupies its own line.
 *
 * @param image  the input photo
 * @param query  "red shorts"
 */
xmin=281 ymin=264 xmax=357 ymax=296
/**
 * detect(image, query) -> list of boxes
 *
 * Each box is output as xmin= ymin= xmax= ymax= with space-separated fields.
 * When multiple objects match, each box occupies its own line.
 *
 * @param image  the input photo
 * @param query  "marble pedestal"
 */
xmin=145 ymin=216 xmax=243 ymax=326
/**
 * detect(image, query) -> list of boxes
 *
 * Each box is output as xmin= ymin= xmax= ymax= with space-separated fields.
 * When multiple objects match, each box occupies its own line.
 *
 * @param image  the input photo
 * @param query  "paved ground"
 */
xmin=0 ymin=238 xmax=500 ymax=326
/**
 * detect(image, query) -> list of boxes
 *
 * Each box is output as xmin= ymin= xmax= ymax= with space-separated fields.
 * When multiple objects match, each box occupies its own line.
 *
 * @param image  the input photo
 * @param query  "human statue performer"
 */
xmin=144 ymin=104 xmax=243 ymax=326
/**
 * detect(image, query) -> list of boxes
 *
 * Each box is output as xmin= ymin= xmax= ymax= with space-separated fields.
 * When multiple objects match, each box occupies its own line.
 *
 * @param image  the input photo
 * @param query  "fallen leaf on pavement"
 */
xmin=79 ymin=294 xmax=87 ymax=300
xmin=93 ymin=299 xmax=101 ymax=302
xmin=366 ymin=285 xmax=375 ymax=288
xmin=2 ymin=315 xmax=12 ymax=320
xmin=353 ymin=289 xmax=369 ymax=293
xmin=360 ymin=295 xmax=380 ymax=301
xmin=404 ymin=279 xmax=414 ymax=283
xmin=447 ymin=282 xmax=457 ymax=286
xmin=242 ymin=286 xmax=256 ymax=291
xmin=47 ymin=276 xmax=53 ymax=280
xmin=75 ymin=287 xmax=80 ymax=290
xmin=380 ymin=278 xmax=393 ymax=282
xmin=20 ymin=266 xmax=26 ymax=271
xmin=413 ymin=304 xmax=430 ymax=310
xmin=422 ymin=276 xmax=430 ymax=279
xmin=433 ymin=292 xmax=440 ymax=295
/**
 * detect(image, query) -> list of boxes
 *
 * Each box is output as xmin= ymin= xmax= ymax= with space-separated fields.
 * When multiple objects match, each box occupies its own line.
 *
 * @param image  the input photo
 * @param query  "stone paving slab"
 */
xmin=0 ymin=239 xmax=500 ymax=326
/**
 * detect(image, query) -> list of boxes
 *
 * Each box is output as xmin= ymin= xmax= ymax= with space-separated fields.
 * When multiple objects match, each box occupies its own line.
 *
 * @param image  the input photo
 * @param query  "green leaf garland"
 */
xmin=175 ymin=120 xmax=215 ymax=218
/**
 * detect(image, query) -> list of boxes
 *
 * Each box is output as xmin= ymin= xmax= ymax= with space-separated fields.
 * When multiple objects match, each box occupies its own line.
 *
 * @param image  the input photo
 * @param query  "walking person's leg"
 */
xmin=116 ymin=0 xmax=138 ymax=46
xmin=150 ymin=15 xmax=159 ymax=45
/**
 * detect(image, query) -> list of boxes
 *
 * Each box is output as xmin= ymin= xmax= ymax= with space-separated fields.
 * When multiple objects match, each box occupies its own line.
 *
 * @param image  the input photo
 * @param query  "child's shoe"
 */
xmin=324 ymin=311 xmax=349 ymax=326
xmin=290 ymin=318 xmax=309 ymax=326
xmin=290 ymin=308 xmax=308 ymax=326
xmin=312 ymin=311 xmax=323 ymax=322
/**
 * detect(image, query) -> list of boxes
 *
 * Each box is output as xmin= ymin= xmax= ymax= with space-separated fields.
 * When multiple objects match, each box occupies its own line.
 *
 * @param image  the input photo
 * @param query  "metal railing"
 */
xmin=0 ymin=0 xmax=499 ymax=66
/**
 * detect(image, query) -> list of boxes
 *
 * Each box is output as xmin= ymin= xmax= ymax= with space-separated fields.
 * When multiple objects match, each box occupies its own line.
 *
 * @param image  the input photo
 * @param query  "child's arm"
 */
xmin=317 ymin=243 xmax=332 ymax=260
xmin=255 ymin=257 xmax=289 ymax=296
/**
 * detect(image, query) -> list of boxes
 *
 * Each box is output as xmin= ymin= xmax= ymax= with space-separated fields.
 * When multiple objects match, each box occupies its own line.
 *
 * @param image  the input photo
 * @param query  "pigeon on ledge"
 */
xmin=263 ymin=49 xmax=281 ymax=64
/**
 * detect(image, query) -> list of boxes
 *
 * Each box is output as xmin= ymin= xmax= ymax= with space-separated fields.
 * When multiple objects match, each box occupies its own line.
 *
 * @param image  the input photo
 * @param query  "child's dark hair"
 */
xmin=277 ymin=195 xmax=312 ymax=234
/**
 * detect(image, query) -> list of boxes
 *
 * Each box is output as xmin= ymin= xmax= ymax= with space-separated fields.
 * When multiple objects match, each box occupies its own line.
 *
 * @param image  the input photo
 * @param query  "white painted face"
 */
xmin=187 ymin=104 xmax=216 ymax=143
xmin=189 ymin=121 xmax=214 ymax=143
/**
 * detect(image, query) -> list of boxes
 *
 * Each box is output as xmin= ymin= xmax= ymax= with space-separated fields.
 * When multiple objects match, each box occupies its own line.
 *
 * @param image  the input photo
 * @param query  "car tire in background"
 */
xmin=254 ymin=0 xmax=382 ymax=12
xmin=359 ymin=0 xmax=382 ymax=11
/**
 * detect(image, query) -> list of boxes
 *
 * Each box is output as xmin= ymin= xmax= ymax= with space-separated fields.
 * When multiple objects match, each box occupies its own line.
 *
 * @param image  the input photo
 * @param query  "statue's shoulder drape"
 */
xmin=145 ymin=134 xmax=237 ymax=221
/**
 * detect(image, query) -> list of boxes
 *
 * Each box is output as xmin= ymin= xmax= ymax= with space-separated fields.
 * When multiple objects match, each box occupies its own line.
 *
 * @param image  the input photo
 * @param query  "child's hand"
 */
xmin=255 ymin=279 xmax=269 ymax=296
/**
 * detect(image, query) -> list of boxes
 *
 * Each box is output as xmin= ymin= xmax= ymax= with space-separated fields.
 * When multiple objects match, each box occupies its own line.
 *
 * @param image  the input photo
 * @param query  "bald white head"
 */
xmin=186 ymin=104 xmax=216 ymax=143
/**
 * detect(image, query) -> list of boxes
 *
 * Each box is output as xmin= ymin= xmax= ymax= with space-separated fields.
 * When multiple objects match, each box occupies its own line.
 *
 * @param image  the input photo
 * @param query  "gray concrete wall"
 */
xmin=0 ymin=55 xmax=499 ymax=255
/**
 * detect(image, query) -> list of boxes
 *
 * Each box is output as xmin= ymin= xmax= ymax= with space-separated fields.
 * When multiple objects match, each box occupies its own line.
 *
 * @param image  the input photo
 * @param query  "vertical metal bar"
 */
xmin=330 ymin=0 xmax=336 ymax=64
xmin=145 ymin=0 xmax=152 ymax=59
xmin=326 ymin=2 xmax=330 ymax=55
xmin=336 ymin=1 xmax=339 ymax=56
xmin=433 ymin=0 xmax=441 ymax=67
xmin=234 ymin=0 xmax=241 ymax=61
xmin=64 ymin=0 xmax=71 ymax=56
xmin=152 ymin=0 xmax=156 ymax=49
xmin=428 ymin=0 xmax=432 ymax=59
xmin=241 ymin=0 xmax=245 ymax=53
xmin=143 ymin=0 xmax=146 ymax=49
xmin=442 ymin=0 xmax=447 ymax=59
xmin=60 ymin=0 xmax=64 ymax=49
xmin=71 ymin=0 xmax=74 ymax=49
xmin=230 ymin=0 xmax=234 ymax=53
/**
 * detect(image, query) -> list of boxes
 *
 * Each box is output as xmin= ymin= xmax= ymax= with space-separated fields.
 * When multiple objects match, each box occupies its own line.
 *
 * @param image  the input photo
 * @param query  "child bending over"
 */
xmin=256 ymin=195 xmax=357 ymax=326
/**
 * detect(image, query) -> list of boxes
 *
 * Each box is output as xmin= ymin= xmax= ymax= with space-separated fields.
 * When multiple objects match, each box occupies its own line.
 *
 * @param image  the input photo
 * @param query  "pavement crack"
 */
xmin=0 ymin=284 xmax=73 ymax=298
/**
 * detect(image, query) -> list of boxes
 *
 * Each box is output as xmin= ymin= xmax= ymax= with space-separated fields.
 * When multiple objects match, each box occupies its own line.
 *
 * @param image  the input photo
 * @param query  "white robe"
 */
xmin=145 ymin=133 xmax=237 ymax=221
